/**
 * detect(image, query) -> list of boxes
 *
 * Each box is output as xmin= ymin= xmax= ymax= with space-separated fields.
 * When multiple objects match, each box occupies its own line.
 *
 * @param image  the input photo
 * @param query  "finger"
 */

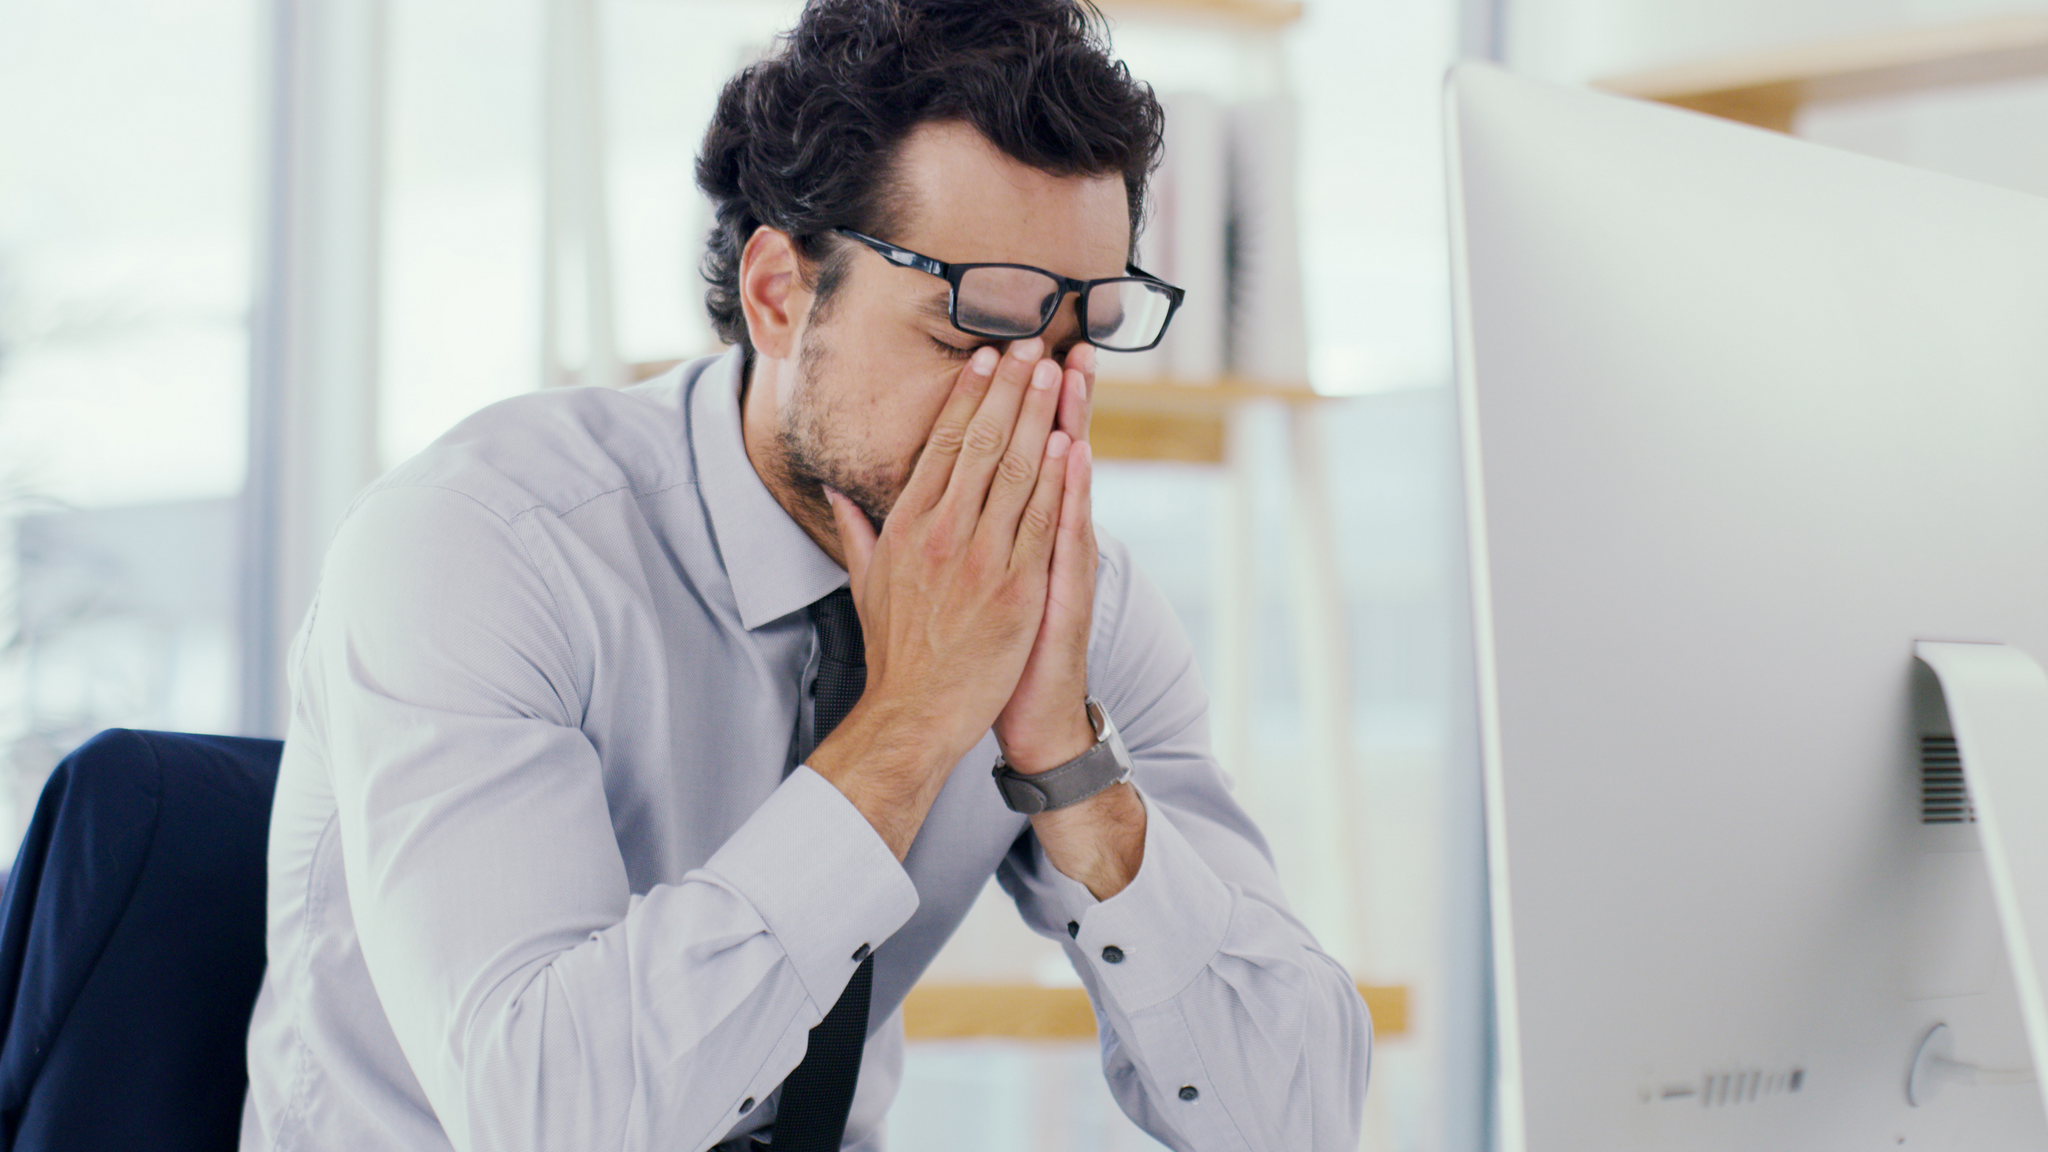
xmin=1051 ymin=439 xmax=1096 ymax=592
xmin=1059 ymin=343 xmax=1095 ymax=442
xmin=1013 ymin=429 xmax=1071 ymax=570
xmin=978 ymin=355 xmax=1065 ymax=548
xmin=942 ymin=337 xmax=1044 ymax=531
xmin=826 ymin=487 xmax=877 ymax=593
xmin=897 ymin=345 xmax=1001 ymax=517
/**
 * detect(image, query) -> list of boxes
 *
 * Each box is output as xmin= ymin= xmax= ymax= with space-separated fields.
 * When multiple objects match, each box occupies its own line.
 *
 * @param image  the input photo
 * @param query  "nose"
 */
xmin=1041 ymin=293 xmax=1085 ymax=357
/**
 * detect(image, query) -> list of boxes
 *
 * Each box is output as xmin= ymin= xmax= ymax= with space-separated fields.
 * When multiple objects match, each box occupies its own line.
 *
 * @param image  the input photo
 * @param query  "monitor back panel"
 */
xmin=1449 ymin=64 xmax=2048 ymax=1151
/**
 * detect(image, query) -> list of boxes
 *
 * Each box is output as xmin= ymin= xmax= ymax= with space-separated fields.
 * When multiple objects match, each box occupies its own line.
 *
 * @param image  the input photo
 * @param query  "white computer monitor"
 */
xmin=1447 ymin=63 xmax=2048 ymax=1150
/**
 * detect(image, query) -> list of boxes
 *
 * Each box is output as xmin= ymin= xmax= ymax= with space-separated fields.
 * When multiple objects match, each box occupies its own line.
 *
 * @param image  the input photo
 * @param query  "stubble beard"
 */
xmin=775 ymin=329 xmax=900 ymax=539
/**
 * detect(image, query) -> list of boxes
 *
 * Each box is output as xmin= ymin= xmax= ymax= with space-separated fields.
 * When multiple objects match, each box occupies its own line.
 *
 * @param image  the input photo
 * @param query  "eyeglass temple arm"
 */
xmin=883 ymin=245 xmax=945 ymax=278
xmin=839 ymin=228 xmax=946 ymax=278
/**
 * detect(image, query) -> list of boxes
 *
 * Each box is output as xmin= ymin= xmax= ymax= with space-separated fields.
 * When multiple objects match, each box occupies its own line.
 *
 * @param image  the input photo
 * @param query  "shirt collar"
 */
xmin=690 ymin=347 xmax=849 ymax=630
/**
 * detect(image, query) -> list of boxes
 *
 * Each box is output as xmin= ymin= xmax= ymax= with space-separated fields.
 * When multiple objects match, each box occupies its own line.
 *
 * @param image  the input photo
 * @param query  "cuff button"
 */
xmin=740 ymin=1096 xmax=756 ymax=1113
xmin=1067 ymin=921 xmax=1080 ymax=939
xmin=1101 ymin=945 xmax=1125 ymax=964
xmin=1179 ymin=1085 xmax=1199 ymax=1101
xmin=852 ymin=943 xmax=872 ymax=962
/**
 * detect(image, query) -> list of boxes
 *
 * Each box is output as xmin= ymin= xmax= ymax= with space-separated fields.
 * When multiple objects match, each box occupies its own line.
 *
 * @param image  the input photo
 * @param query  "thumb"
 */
xmin=824 ymin=487 xmax=877 ymax=592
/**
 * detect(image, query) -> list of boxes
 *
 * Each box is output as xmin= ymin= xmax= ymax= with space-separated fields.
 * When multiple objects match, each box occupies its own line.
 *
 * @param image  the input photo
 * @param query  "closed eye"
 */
xmin=930 ymin=335 xmax=982 ymax=359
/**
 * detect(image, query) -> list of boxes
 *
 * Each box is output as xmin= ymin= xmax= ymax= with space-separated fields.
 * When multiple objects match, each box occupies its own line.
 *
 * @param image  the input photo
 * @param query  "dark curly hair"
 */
xmin=694 ymin=0 xmax=1165 ymax=352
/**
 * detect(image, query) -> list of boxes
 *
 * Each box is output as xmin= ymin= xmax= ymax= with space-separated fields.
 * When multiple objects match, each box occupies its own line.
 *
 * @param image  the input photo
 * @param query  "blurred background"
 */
xmin=3 ymin=0 xmax=2046 ymax=1148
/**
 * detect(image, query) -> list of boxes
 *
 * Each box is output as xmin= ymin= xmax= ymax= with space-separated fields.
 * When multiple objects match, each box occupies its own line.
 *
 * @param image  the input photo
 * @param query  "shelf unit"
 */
xmin=1088 ymin=0 xmax=1324 ymax=466
xmin=1595 ymin=14 xmax=2048 ymax=133
xmin=1077 ymin=0 xmax=1377 ymax=1010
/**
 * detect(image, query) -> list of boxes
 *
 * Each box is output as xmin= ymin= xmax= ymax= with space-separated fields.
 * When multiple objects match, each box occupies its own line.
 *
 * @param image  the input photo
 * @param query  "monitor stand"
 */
xmin=1914 ymin=641 xmax=2048 ymax=1120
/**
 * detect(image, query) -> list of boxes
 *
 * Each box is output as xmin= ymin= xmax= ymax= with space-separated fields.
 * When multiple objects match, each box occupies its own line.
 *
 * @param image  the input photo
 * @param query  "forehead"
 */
xmin=885 ymin=120 xmax=1131 ymax=282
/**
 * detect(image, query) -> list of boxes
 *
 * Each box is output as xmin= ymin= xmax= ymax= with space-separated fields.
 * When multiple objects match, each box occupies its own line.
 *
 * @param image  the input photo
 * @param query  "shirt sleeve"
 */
xmin=995 ymin=536 xmax=1373 ymax=1152
xmin=301 ymin=484 xmax=920 ymax=1152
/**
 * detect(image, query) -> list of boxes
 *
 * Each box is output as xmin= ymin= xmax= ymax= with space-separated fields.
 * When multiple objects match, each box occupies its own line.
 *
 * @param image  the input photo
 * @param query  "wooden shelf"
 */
xmin=1100 ymin=0 xmax=1304 ymax=30
xmin=1094 ymin=376 xmax=1321 ymax=408
xmin=1596 ymin=14 xmax=2048 ymax=133
xmin=902 ymin=982 xmax=1408 ymax=1041
xmin=629 ymin=360 xmax=1328 ymax=466
xmin=1092 ymin=377 xmax=1324 ymax=465
xmin=627 ymin=362 xmax=1317 ymax=406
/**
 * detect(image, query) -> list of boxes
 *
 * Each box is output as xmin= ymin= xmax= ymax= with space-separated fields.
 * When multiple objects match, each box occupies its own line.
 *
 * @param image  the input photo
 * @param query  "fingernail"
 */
xmin=1031 ymin=359 xmax=1059 ymax=390
xmin=1077 ymin=344 xmax=1097 ymax=374
xmin=822 ymin=486 xmax=844 ymax=509
xmin=969 ymin=346 xmax=999 ymax=376
xmin=1011 ymin=337 xmax=1045 ymax=363
xmin=1047 ymin=430 xmax=1071 ymax=458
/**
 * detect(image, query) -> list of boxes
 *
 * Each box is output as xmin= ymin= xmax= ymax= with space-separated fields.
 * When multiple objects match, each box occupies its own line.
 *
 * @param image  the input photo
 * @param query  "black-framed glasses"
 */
xmin=832 ymin=227 xmax=1185 ymax=352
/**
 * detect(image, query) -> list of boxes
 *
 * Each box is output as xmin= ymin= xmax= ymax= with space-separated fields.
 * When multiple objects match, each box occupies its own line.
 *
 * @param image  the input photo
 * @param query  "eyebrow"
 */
xmin=915 ymin=292 xmax=951 ymax=322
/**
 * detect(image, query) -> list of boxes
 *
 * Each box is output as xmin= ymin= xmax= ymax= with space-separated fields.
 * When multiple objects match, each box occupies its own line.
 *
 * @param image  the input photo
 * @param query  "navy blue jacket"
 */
xmin=0 ymin=729 xmax=280 ymax=1151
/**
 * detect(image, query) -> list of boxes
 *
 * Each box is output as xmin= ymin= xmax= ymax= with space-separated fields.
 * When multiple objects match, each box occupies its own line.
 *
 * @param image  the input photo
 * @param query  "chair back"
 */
xmin=0 ymin=729 xmax=281 ymax=1151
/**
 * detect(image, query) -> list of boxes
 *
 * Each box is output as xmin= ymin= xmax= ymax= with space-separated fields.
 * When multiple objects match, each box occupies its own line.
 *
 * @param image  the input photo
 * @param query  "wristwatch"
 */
xmin=991 ymin=697 xmax=1133 ymax=814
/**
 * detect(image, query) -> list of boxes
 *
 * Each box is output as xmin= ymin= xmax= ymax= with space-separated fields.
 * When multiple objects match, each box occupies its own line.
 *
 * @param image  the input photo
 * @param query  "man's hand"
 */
xmin=809 ymin=338 xmax=1073 ymax=859
xmin=991 ymin=344 xmax=1148 ymax=902
xmin=993 ymin=343 xmax=1099 ymax=771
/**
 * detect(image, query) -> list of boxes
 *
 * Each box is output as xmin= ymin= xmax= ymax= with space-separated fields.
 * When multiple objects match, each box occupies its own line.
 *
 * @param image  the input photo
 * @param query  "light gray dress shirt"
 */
xmin=238 ymin=350 xmax=1370 ymax=1152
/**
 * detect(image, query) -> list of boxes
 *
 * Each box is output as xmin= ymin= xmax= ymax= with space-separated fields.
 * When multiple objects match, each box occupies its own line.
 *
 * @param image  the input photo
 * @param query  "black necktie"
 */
xmin=774 ymin=587 xmax=870 ymax=1152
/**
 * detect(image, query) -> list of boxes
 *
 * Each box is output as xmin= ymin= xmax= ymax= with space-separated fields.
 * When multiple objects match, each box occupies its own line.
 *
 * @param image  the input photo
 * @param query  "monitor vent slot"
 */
xmin=1921 ymin=735 xmax=1974 ymax=824
xmin=1686 ymin=1067 xmax=1804 ymax=1107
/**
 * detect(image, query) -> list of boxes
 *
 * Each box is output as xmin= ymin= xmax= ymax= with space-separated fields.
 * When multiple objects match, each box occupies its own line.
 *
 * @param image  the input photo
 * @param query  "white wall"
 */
xmin=1509 ymin=0 xmax=2048 ymax=82
xmin=1506 ymin=0 xmax=2048 ymax=203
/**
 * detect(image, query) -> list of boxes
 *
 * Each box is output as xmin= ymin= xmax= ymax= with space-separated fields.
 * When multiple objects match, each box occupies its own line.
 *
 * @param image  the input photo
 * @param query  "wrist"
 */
xmin=1031 ymin=781 xmax=1146 ymax=900
xmin=997 ymin=702 xmax=1097 ymax=775
xmin=806 ymin=695 xmax=968 ymax=858
xmin=802 ymin=688 xmax=954 ymax=778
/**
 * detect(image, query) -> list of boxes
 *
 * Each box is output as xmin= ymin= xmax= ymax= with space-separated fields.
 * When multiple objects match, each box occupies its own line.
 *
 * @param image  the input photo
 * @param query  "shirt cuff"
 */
xmin=698 ymin=766 xmax=921 ymax=1018
xmin=1054 ymin=787 xmax=1235 ymax=1011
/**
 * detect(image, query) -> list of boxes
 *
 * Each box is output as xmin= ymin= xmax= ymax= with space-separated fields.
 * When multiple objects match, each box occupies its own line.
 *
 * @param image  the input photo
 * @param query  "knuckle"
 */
xmin=996 ymin=450 xmax=1038 ymax=489
xmin=997 ymin=578 xmax=1038 ymax=613
xmin=962 ymin=419 xmax=1007 ymax=459
xmin=919 ymin=524 xmax=957 ymax=565
xmin=958 ymin=548 xmax=994 ymax=587
xmin=924 ymin=423 xmax=966 ymax=457
xmin=1020 ymin=500 xmax=1057 ymax=539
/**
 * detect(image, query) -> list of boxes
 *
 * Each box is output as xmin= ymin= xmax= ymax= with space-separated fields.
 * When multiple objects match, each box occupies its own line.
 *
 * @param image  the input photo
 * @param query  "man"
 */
xmin=240 ymin=1 xmax=1370 ymax=1149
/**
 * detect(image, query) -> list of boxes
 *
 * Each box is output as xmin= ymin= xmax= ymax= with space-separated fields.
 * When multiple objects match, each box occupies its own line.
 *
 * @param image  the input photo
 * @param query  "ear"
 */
xmin=738 ymin=226 xmax=810 ymax=362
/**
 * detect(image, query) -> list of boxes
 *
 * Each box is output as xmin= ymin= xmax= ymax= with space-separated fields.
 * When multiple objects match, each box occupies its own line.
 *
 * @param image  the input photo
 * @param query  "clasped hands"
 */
xmin=807 ymin=338 xmax=1145 ymax=897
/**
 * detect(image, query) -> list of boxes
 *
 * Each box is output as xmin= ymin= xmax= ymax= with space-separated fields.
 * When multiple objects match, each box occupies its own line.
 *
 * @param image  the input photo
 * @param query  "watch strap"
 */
xmin=991 ymin=699 xmax=1133 ymax=814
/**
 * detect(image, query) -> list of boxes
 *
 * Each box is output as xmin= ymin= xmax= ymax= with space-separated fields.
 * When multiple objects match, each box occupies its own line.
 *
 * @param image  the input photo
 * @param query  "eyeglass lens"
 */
xmin=954 ymin=266 xmax=1175 ymax=351
xmin=954 ymin=266 xmax=1059 ymax=338
xmin=1083 ymin=280 xmax=1175 ymax=351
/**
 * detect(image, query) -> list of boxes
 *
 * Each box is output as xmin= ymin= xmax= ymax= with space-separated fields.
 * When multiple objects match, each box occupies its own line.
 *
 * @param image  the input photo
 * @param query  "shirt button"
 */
xmin=852 ymin=943 xmax=872 ymax=962
xmin=740 ymin=1096 xmax=756 ymax=1113
xmin=1179 ymin=1085 xmax=1199 ymax=1102
xmin=1101 ymin=945 xmax=1125 ymax=964
xmin=1067 ymin=921 xmax=1080 ymax=939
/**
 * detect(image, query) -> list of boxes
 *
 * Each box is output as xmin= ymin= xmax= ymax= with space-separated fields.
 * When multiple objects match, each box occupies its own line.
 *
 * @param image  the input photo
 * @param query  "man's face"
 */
xmin=774 ymin=120 xmax=1130 ymax=527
